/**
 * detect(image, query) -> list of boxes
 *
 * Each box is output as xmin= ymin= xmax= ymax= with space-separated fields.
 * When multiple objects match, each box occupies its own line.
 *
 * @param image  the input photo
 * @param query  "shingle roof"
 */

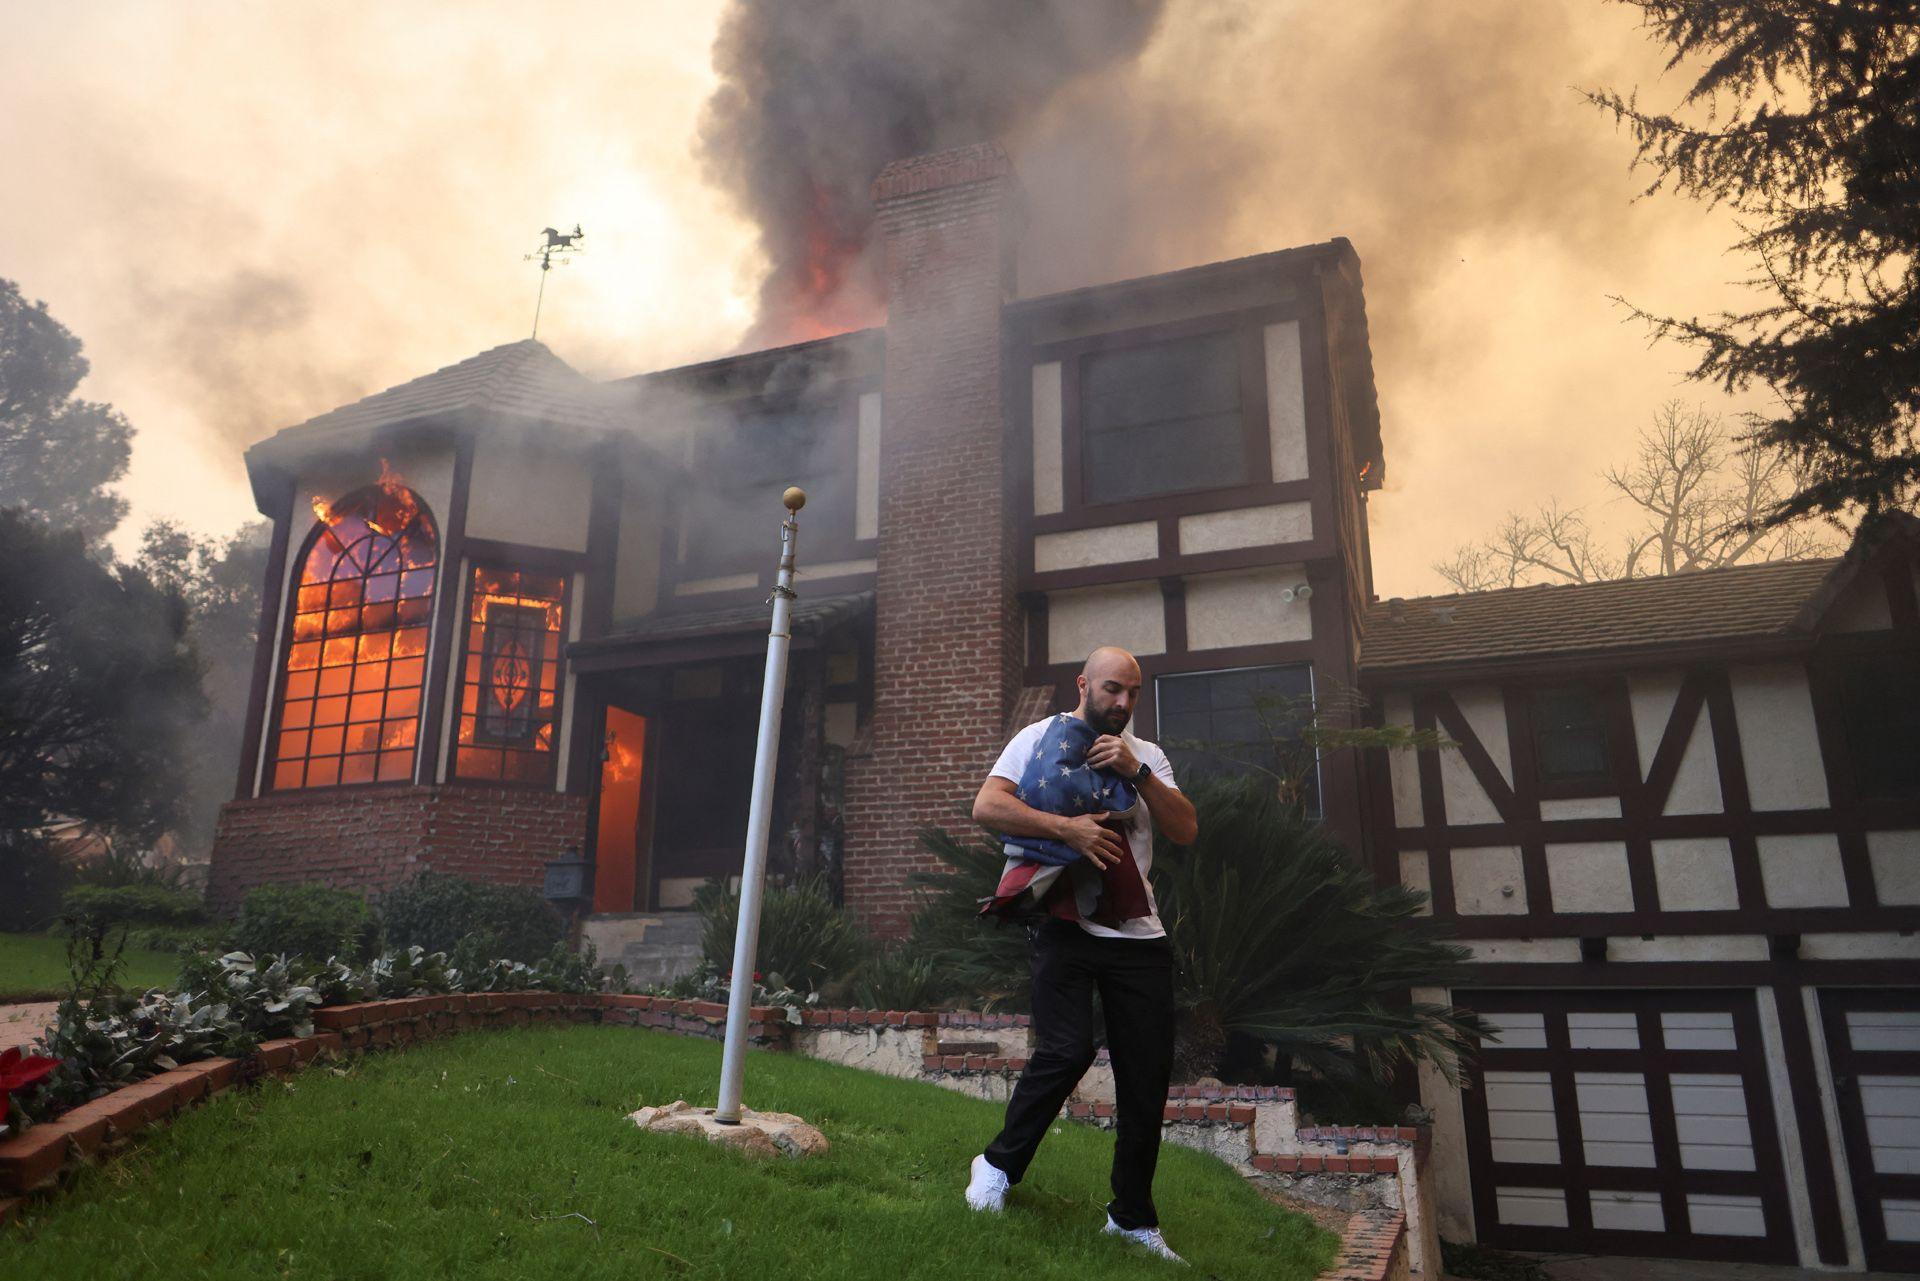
xmin=263 ymin=340 xmax=619 ymax=448
xmin=1358 ymin=558 xmax=1844 ymax=675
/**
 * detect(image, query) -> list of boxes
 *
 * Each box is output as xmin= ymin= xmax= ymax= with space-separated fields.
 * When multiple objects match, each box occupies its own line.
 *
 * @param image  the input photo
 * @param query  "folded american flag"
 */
xmin=980 ymin=714 xmax=1153 ymax=926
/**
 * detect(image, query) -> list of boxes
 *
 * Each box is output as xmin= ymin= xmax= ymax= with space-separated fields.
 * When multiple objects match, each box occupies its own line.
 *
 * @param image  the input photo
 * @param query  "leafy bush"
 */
xmin=379 ymin=872 xmax=564 ymax=965
xmin=693 ymin=875 xmax=869 ymax=993
xmin=9 ymin=941 xmax=629 ymax=1134
xmin=1152 ymin=775 xmax=1484 ymax=1084
xmin=62 ymin=883 xmax=216 ymax=955
xmin=850 ymin=947 xmax=949 ymax=1012
xmin=898 ymin=827 xmax=1036 ymax=1012
xmin=62 ymin=884 xmax=208 ymax=932
xmin=227 ymin=883 xmax=379 ymax=963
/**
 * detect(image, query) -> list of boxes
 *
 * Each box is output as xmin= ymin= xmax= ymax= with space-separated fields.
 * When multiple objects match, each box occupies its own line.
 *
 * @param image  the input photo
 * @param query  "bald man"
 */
xmin=963 ymin=646 xmax=1198 ymax=1264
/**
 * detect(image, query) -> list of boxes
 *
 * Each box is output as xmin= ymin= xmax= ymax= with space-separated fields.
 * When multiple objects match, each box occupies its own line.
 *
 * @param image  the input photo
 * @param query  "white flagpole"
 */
xmin=714 ymin=485 xmax=805 ymax=1124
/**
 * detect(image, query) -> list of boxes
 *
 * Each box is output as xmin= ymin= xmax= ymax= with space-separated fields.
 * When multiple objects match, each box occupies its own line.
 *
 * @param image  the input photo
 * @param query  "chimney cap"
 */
xmin=872 ymin=141 xmax=1014 ymax=203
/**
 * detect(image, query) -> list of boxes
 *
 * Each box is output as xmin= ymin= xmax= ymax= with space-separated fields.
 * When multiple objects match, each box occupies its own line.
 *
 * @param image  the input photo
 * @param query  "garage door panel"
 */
xmin=1819 ymin=988 xmax=1920 ymax=1272
xmin=1463 ymin=989 xmax=1794 ymax=1264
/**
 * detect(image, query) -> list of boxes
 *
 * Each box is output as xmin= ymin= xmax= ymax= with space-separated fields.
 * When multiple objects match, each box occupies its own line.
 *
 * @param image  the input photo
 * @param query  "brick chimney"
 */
xmin=841 ymin=142 xmax=1024 ymax=937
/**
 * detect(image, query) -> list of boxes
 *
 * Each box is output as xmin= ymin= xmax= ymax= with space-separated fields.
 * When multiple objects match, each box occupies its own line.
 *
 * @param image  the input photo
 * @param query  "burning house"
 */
xmin=207 ymin=141 xmax=1918 ymax=1270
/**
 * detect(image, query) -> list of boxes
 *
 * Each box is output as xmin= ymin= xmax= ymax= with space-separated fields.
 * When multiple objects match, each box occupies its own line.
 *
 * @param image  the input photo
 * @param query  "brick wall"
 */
xmin=842 ymin=142 xmax=1025 ymax=937
xmin=206 ymin=784 xmax=588 ymax=913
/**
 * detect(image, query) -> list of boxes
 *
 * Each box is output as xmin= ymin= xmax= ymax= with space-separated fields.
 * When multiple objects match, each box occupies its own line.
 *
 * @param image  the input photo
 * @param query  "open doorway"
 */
xmin=591 ymin=705 xmax=650 ymax=913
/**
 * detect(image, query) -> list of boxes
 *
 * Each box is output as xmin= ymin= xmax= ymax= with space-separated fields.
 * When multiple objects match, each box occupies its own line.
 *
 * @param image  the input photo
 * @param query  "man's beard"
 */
xmin=1089 ymin=701 xmax=1130 ymax=733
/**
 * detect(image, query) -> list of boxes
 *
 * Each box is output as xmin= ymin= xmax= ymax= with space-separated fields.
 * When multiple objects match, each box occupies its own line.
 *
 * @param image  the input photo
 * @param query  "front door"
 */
xmin=1821 ymin=988 xmax=1920 ymax=1272
xmin=591 ymin=705 xmax=650 ymax=913
xmin=1461 ymin=988 xmax=1797 ymax=1264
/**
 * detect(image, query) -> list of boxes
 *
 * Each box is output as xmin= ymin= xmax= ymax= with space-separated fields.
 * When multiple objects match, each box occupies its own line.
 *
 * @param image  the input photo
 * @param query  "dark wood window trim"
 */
xmin=1519 ymin=681 xmax=1619 ymax=800
xmin=447 ymin=551 xmax=583 ymax=791
xmin=660 ymin=380 xmax=877 ymax=599
xmin=1033 ymin=305 xmax=1307 ymax=527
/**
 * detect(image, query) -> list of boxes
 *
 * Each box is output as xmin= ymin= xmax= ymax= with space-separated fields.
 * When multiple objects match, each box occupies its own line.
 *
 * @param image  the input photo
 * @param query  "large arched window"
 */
xmin=269 ymin=481 xmax=438 ymax=790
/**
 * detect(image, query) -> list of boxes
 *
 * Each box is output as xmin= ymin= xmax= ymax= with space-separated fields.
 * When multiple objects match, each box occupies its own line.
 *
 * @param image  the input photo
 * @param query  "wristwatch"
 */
xmin=1132 ymin=760 xmax=1152 ymax=785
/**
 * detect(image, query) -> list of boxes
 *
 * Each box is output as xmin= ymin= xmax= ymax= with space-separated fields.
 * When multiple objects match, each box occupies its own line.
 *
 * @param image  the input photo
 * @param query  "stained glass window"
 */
xmin=271 ymin=482 xmax=437 ymax=790
xmin=455 ymin=566 xmax=567 ymax=784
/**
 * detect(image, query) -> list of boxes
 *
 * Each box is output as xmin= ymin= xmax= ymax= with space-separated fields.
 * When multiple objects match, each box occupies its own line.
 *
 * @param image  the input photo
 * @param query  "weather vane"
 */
xmin=526 ymin=224 xmax=585 ymax=340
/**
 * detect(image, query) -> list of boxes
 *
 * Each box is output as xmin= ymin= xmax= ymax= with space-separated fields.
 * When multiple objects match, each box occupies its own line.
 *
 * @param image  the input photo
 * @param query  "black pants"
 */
xmin=983 ymin=918 xmax=1176 ymax=1230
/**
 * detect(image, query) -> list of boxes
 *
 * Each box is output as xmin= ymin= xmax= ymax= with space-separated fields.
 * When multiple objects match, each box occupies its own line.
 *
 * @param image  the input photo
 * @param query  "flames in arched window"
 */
xmin=271 ymin=468 xmax=437 ymax=789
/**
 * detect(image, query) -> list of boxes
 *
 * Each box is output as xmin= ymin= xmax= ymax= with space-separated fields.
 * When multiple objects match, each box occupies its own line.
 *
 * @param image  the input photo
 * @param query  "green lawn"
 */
xmin=0 ymin=1024 xmax=1337 ymax=1280
xmin=0 ymin=931 xmax=182 ymax=1002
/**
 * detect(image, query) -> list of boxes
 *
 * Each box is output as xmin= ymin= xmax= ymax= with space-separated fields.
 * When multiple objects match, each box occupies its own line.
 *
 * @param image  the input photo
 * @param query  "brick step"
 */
xmin=933 ymin=1039 xmax=1000 ymax=1057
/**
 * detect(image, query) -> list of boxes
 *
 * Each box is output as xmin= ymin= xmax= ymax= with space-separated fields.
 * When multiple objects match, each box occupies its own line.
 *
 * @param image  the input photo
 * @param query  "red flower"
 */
xmin=0 ymin=1047 xmax=59 ymax=1120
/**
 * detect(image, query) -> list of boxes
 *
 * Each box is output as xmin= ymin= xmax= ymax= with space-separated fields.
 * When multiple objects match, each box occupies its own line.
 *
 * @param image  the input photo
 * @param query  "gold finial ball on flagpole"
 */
xmin=782 ymin=486 xmax=807 ymax=512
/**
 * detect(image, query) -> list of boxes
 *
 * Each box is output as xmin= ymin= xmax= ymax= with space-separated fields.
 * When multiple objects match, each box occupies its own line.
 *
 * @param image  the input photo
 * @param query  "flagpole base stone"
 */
xmin=628 ymin=1099 xmax=828 ymax=1159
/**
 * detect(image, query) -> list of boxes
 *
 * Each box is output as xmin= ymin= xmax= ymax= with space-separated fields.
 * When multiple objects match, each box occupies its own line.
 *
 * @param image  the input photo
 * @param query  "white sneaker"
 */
xmin=1103 ymin=1213 xmax=1187 ymax=1265
xmin=965 ymin=1154 xmax=1010 ymax=1212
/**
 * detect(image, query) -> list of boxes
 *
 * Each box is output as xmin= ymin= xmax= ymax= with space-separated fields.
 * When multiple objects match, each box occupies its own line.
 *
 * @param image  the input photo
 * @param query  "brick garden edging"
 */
xmin=1322 ymin=1209 xmax=1409 ymax=1281
xmin=0 ymin=994 xmax=1418 ymax=1277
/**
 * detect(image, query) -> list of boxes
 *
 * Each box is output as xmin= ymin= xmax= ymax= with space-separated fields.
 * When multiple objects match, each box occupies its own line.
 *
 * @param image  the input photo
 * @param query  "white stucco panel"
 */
xmin=1437 ymin=687 xmax=1509 ymax=826
xmin=1867 ymin=829 xmax=1920 ymax=906
xmin=1384 ymin=691 xmax=1425 ymax=829
xmin=1545 ymin=842 xmax=1635 ymax=913
xmin=1540 ymin=796 xmax=1622 ymax=821
xmin=1177 ymin=502 xmax=1312 ymax=554
xmin=1182 ymin=566 xmax=1312 ymax=651
xmin=611 ymin=487 xmax=661 ymax=622
xmin=1031 ymin=362 xmax=1064 ymax=516
xmin=1046 ymin=581 xmax=1166 ymax=665
xmin=1730 ymin=664 xmax=1829 ymax=810
xmin=856 ymin=391 xmax=881 ymax=540
xmin=1454 ymin=687 xmax=1513 ymax=785
xmin=1033 ymin=522 xmax=1158 ymax=572
xmin=465 ymin=437 xmax=592 ymax=551
xmin=1263 ymin=321 xmax=1308 ymax=483
xmin=1758 ymin=832 xmax=1848 ymax=908
xmin=1652 ymin=837 xmax=1740 ymax=912
xmin=1399 ymin=850 xmax=1432 ymax=914
xmin=1452 ymin=846 xmax=1528 ymax=915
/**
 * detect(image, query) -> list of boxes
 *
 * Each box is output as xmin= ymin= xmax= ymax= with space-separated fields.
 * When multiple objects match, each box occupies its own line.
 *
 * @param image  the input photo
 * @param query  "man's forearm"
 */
xmin=1136 ymin=772 xmax=1198 ymax=844
xmin=974 ymin=787 xmax=1071 ymax=842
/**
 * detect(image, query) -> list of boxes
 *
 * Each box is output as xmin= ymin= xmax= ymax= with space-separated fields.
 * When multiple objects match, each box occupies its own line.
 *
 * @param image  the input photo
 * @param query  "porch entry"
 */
xmin=1461 ymin=988 xmax=1797 ymax=1264
xmin=1820 ymin=987 xmax=1920 ymax=1272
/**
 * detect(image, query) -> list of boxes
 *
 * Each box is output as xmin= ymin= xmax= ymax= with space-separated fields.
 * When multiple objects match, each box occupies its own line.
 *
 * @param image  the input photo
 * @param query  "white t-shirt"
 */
xmin=989 ymin=714 xmax=1179 ymax=940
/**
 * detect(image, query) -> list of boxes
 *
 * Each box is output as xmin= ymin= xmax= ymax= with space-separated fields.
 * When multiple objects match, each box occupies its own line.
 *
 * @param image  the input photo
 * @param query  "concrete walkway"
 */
xmin=1530 ymin=1253 xmax=1914 ymax=1280
xmin=0 ymin=1002 xmax=58 ymax=1055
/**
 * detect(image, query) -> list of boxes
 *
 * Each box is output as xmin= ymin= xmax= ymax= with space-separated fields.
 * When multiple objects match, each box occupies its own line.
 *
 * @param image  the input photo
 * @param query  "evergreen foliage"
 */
xmin=1590 ymin=1 xmax=1920 ymax=526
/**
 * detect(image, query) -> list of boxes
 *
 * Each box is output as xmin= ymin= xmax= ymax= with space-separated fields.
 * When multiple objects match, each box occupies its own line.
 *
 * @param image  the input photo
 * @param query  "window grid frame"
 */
xmin=450 ymin=563 xmax=573 ymax=789
xmin=265 ymin=484 xmax=439 ymax=795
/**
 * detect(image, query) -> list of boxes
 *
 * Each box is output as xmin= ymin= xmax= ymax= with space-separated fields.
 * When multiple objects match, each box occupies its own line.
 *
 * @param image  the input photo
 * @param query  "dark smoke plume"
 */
xmin=700 ymin=0 xmax=1165 ymax=344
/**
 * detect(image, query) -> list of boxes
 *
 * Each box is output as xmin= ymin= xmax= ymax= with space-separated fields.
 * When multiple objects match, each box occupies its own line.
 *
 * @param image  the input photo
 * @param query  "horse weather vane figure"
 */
xmin=526 ymin=224 xmax=584 ymax=340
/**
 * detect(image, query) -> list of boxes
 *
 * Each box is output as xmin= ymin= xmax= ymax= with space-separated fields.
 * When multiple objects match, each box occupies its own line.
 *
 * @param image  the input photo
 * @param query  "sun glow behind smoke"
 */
xmin=4 ymin=1 xmax=1775 ymax=593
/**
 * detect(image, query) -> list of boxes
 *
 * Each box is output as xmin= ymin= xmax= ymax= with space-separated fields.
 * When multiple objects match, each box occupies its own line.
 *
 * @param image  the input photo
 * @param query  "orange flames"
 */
xmin=763 ymin=182 xmax=884 ymax=344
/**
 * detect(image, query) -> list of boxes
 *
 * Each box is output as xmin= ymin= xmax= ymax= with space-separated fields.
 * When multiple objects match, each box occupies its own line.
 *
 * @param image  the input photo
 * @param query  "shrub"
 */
xmin=899 ymin=828 xmax=1033 ymax=1012
xmin=62 ymin=883 xmax=216 ymax=955
xmin=227 ymin=883 xmax=379 ymax=963
xmin=379 ymin=872 xmax=564 ymax=965
xmin=62 ymin=884 xmax=209 ymax=932
xmin=693 ymin=875 xmax=869 ymax=993
xmin=850 ymin=947 xmax=949 ymax=1012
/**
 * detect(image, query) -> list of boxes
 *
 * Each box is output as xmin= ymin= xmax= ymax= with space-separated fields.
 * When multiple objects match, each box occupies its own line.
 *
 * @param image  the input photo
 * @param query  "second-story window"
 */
xmin=684 ymin=403 xmax=849 ymax=571
xmin=1835 ymin=649 xmax=1920 ymax=799
xmin=1531 ymin=686 xmax=1610 ymax=788
xmin=1081 ymin=329 xmax=1249 ymax=503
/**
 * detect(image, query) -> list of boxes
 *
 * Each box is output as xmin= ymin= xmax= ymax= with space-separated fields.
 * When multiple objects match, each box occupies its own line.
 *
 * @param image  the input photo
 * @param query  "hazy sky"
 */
xmin=1 ymin=1 xmax=1771 ymax=595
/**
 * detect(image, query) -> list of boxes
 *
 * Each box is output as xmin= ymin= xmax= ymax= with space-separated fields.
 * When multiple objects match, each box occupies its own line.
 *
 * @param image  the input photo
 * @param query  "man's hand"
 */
xmin=1087 ymin=734 xmax=1140 ymax=778
xmin=1057 ymin=812 xmax=1128 ymax=868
